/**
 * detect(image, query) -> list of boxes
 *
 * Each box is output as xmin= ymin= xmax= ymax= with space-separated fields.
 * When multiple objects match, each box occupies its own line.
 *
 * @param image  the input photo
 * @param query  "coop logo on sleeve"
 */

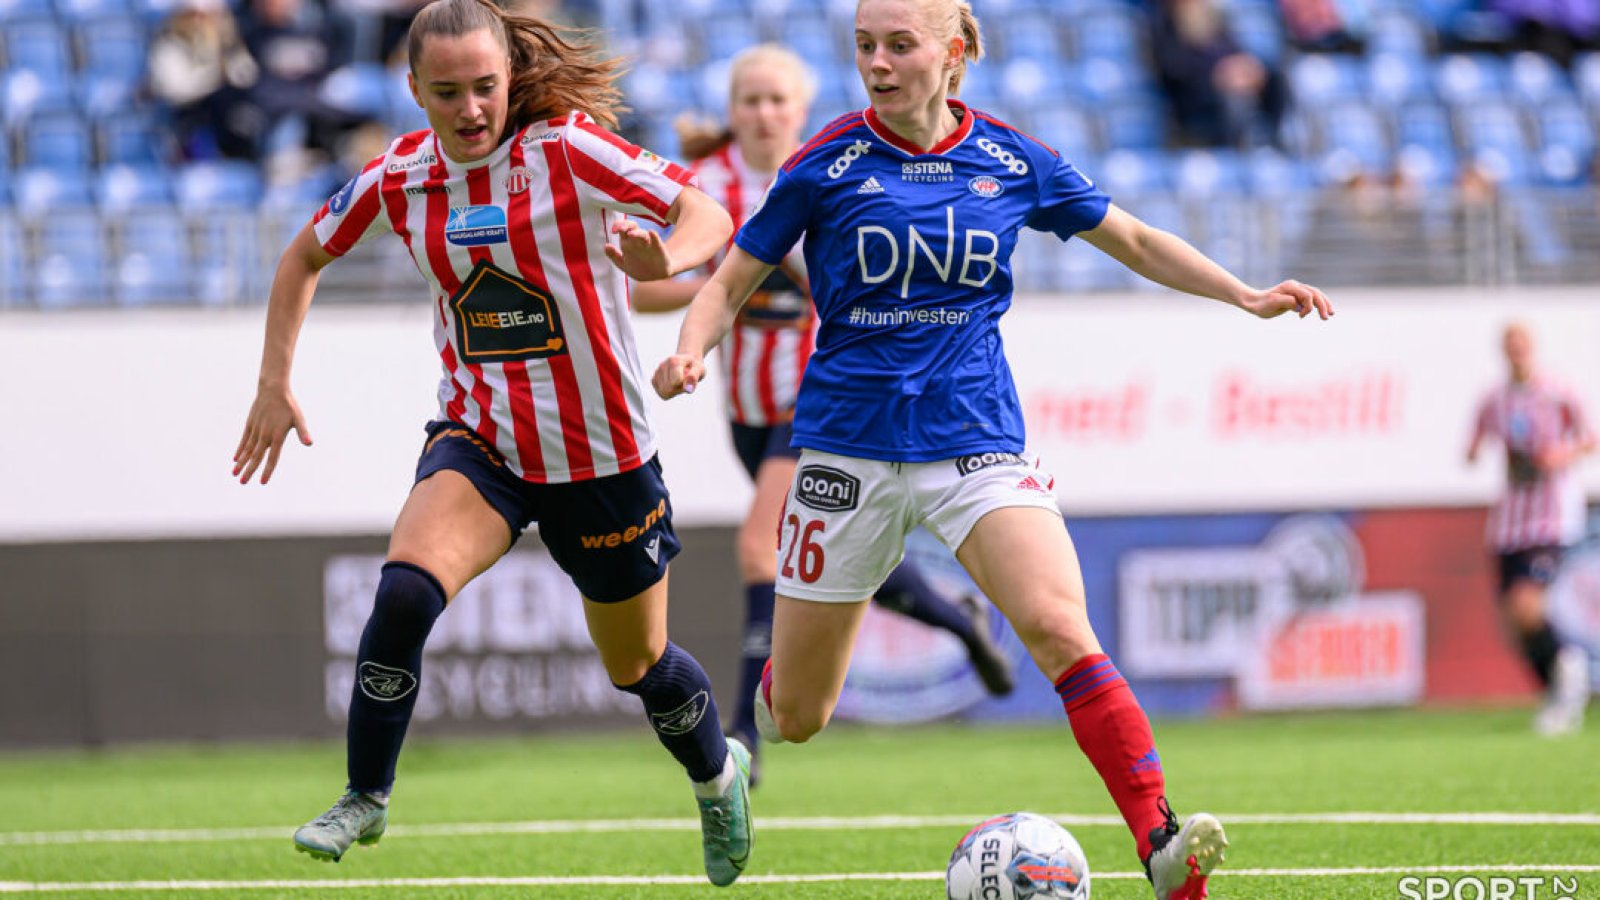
xmin=446 ymin=205 xmax=508 ymax=246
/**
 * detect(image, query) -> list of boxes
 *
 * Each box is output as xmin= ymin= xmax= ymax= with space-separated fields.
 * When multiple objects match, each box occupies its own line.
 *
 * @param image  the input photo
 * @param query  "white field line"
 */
xmin=4 ymin=866 xmax=1600 ymax=893
xmin=2 ymin=811 xmax=1597 ymax=847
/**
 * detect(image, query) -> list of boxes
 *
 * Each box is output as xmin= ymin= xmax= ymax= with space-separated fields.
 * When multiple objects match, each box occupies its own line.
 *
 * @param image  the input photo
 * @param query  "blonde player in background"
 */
xmin=232 ymin=0 xmax=753 ymax=883
xmin=1467 ymin=322 xmax=1596 ymax=736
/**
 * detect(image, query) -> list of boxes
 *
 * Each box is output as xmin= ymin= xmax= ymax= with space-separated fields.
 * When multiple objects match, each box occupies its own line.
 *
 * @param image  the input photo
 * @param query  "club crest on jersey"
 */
xmin=446 ymin=205 xmax=508 ymax=246
xmin=328 ymin=176 xmax=357 ymax=214
xmin=504 ymin=167 xmax=534 ymax=194
xmin=450 ymin=260 xmax=568 ymax=363
xmin=794 ymin=465 xmax=860 ymax=512
xmin=967 ymin=175 xmax=1005 ymax=198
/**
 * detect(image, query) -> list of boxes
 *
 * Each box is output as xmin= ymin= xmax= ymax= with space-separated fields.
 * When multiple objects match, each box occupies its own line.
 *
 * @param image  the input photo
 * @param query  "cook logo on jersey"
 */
xmin=794 ymin=465 xmax=860 ymax=512
xmin=504 ymin=167 xmax=534 ymax=194
xmin=446 ymin=205 xmax=509 ymax=246
xmin=328 ymin=176 xmax=357 ymax=214
xmin=955 ymin=451 xmax=1023 ymax=476
xmin=357 ymin=661 xmax=418 ymax=702
xmin=649 ymin=690 xmax=709 ymax=736
xmin=967 ymin=175 xmax=1004 ymax=199
xmin=450 ymin=260 xmax=567 ymax=363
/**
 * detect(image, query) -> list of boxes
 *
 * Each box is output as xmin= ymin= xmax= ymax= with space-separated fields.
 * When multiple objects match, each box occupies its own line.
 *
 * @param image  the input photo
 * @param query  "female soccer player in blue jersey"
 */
xmin=633 ymin=43 xmax=1016 ymax=787
xmin=652 ymin=0 xmax=1332 ymax=897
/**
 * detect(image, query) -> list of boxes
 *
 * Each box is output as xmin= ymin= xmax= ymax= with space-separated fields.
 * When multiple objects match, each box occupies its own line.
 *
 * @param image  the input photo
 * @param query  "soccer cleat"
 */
xmin=1144 ymin=799 xmax=1228 ymax=900
xmin=958 ymin=595 xmax=1016 ymax=696
xmin=293 ymin=791 xmax=388 ymax=862
xmin=698 ymin=738 xmax=754 ymax=887
xmin=752 ymin=658 xmax=784 ymax=744
xmin=1535 ymin=644 xmax=1591 ymax=737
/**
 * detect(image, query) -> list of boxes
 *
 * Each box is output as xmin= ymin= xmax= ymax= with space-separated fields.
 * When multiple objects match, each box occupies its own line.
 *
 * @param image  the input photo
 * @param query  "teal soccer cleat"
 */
xmin=293 ymin=791 xmax=388 ymax=862
xmin=697 ymin=739 xmax=754 ymax=887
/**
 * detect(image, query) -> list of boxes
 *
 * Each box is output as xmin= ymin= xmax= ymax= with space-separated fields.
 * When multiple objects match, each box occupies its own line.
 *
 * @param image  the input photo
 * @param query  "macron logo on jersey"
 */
xmin=857 ymin=176 xmax=885 ymax=195
xmin=446 ymin=205 xmax=508 ymax=246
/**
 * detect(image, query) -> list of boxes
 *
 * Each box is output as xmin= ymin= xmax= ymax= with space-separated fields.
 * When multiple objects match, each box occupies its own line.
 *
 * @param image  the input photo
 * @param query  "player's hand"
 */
xmin=605 ymin=220 xmax=675 ymax=281
xmin=652 ymin=353 xmax=705 ymax=399
xmin=233 ymin=386 xmax=313 ymax=484
xmin=1239 ymin=280 xmax=1333 ymax=320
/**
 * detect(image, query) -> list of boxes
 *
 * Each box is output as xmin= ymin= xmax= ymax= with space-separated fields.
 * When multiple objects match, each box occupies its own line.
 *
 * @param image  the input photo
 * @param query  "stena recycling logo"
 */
xmin=827 ymin=139 xmax=872 ymax=179
xmin=967 ymin=175 xmax=1004 ymax=198
xmin=977 ymin=138 xmax=1029 ymax=176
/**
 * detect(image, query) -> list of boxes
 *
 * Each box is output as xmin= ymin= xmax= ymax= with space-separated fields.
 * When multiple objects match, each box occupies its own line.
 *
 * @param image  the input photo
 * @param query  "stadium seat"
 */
xmin=1289 ymin=54 xmax=1364 ymax=105
xmin=779 ymin=17 xmax=843 ymax=67
xmin=0 ymin=213 xmax=22 ymax=308
xmin=385 ymin=65 xmax=428 ymax=134
xmin=1243 ymin=147 xmax=1316 ymax=196
xmin=1316 ymin=101 xmax=1392 ymax=175
xmin=13 ymin=166 xmax=94 ymax=216
xmin=1099 ymin=98 xmax=1167 ymax=150
xmin=1507 ymin=52 xmax=1572 ymax=105
xmin=97 ymin=110 xmax=169 ymax=166
xmin=20 ymin=111 xmax=94 ymax=171
xmin=2 ymin=69 xmax=76 ymax=129
xmin=698 ymin=13 xmax=758 ymax=64
xmin=1533 ymin=101 xmax=1595 ymax=184
xmin=1364 ymin=9 xmax=1431 ymax=59
xmin=113 ymin=206 xmax=191 ymax=305
xmin=996 ymin=10 xmax=1064 ymax=64
xmin=95 ymin=164 xmax=175 ymax=212
xmin=1174 ymin=149 xmax=1247 ymax=198
xmin=2 ymin=18 xmax=72 ymax=79
xmin=1456 ymin=100 xmax=1530 ymax=156
xmin=75 ymin=72 xmax=139 ymax=118
xmin=32 ymin=210 xmax=110 ymax=309
xmin=1434 ymin=54 xmax=1508 ymax=104
xmin=55 ymin=0 xmax=133 ymax=21
xmin=320 ymin=62 xmax=391 ymax=120
xmin=1030 ymin=104 xmax=1099 ymax=160
xmin=175 ymin=161 xmax=263 ymax=210
xmin=696 ymin=57 xmax=733 ymax=112
xmin=0 ymin=0 xmax=53 ymax=20
xmin=76 ymin=16 xmax=147 ymax=81
xmin=1000 ymin=57 xmax=1069 ymax=110
xmin=1393 ymin=100 xmax=1454 ymax=152
xmin=1097 ymin=147 xmax=1173 ymax=196
xmin=1366 ymin=53 xmax=1433 ymax=106
xmin=1075 ymin=7 xmax=1143 ymax=63
xmin=1576 ymin=51 xmax=1600 ymax=107
xmin=1394 ymin=141 xmax=1459 ymax=187
xmin=1228 ymin=5 xmax=1285 ymax=65
xmin=1077 ymin=55 xmax=1156 ymax=104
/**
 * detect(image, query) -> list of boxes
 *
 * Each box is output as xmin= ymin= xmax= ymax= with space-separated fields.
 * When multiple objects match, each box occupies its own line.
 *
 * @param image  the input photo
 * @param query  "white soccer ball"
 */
xmin=945 ymin=812 xmax=1091 ymax=900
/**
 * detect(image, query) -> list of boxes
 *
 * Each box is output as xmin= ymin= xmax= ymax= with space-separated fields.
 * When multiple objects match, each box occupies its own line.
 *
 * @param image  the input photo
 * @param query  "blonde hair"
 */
xmin=860 ymin=0 xmax=984 ymax=93
xmin=676 ymin=43 xmax=818 ymax=161
xmin=407 ymin=0 xmax=626 ymax=133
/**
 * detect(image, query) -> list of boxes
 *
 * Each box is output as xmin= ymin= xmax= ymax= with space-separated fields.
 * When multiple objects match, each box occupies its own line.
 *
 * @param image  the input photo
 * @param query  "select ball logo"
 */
xmin=967 ymin=175 xmax=1005 ymax=199
xmin=794 ymin=465 xmax=860 ymax=512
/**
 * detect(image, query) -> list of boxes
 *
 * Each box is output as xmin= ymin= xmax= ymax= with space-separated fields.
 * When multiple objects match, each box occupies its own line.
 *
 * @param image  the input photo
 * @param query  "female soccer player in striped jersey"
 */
xmin=232 ymin=0 xmax=753 ymax=883
xmin=633 ymin=43 xmax=1016 ymax=787
xmin=653 ymin=0 xmax=1333 ymax=897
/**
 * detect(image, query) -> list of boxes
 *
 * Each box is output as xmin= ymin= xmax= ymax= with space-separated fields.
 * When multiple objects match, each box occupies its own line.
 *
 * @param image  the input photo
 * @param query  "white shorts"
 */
xmin=774 ymin=448 xmax=1060 ymax=602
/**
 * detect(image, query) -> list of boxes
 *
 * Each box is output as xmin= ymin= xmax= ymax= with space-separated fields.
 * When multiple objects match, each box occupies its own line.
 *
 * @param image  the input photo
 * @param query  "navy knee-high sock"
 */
xmin=732 ymin=583 xmax=775 ymax=747
xmin=347 ymin=561 xmax=447 ymax=794
xmin=618 ymin=642 xmax=729 ymax=783
xmin=1522 ymin=620 xmax=1562 ymax=688
xmin=874 ymin=560 xmax=978 ymax=647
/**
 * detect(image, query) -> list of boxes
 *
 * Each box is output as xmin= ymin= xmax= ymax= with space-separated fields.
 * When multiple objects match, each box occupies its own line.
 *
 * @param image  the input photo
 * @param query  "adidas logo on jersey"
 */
xmin=856 ymin=176 xmax=885 ymax=195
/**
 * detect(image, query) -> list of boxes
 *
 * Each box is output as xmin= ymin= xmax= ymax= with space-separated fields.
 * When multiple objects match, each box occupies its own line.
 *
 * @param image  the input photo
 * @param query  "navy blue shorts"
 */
xmin=1496 ymin=545 xmax=1565 ymax=595
xmin=414 ymin=420 xmax=681 ymax=603
xmin=729 ymin=420 xmax=800 ymax=481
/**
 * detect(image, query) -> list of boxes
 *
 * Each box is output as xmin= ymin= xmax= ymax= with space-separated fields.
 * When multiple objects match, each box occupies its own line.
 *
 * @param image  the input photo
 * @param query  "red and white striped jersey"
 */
xmin=691 ymin=144 xmax=814 ymax=426
xmin=1473 ymin=376 xmax=1593 ymax=550
xmin=312 ymin=113 xmax=695 ymax=483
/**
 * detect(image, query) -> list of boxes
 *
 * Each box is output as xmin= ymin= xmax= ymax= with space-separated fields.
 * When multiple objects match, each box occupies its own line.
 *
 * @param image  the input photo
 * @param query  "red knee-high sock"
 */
xmin=1056 ymin=653 xmax=1168 ymax=859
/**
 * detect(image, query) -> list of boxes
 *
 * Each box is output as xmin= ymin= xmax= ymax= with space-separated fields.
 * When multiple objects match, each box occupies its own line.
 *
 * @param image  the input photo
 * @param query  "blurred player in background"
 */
xmin=1467 ymin=322 xmax=1596 ymax=736
xmin=631 ymin=42 xmax=1014 ymax=788
xmin=652 ymin=0 xmax=1333 ymax=896
xmin=232 ymin=0 xmax=753 ymax=883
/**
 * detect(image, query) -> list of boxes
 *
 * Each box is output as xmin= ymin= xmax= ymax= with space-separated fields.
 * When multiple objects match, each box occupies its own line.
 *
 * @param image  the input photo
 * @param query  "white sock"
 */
xmin=691 ymin=751 xmax=737 ymax=799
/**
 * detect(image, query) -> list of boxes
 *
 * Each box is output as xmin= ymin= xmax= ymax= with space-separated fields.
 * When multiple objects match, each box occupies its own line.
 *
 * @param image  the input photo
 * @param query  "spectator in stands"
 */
xmin=148 ymin=0 xmax=262 ymax=160
xmin=238 ymin=0 xmax=369 ymax=166
xmin=1149 ymin=0 xmax=1289 ymax=148
xmin=1278 ymin=0 xmax=1363 ymax=51
xmin=1490 ymin=0 xmax=1599 ymax=65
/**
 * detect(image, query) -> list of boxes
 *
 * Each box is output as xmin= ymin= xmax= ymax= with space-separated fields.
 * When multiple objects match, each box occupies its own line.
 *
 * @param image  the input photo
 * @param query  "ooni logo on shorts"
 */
xmin=794 ymin=465 xmax=860 ymax=511
xmin=827 ymin=140 xmax=872 ymax=179
xmin=955 ymin=452 xmax=1023 ymax=476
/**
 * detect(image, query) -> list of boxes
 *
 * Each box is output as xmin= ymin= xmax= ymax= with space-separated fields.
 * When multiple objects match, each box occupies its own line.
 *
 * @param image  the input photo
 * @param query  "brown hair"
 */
xmin=407 ymin=0 xmax=626 ymax=133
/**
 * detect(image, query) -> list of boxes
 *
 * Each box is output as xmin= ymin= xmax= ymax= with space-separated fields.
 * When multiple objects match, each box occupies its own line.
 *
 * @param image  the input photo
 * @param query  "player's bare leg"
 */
xmin=758 ymin=596 xmax=870 ymax=743
xmin=957 ymin=506 xmax=1226 ymax=899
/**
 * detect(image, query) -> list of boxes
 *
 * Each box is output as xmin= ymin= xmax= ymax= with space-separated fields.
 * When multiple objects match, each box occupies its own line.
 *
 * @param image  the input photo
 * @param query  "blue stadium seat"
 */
xmin=1243 ymin=147 xmax=1315 ymax=196
xmin=1506 ymin=52 xmax=1573 ymax=105
xmin=75 ymin=73 xmax=139 ymax=118
xmin=384 ymin=65 xmax=427 ymax=134
xmin=113 ymin=206 xmax=191 ymax=305
xmin=98 ymin=110 xmax=170 ymax=166
xmin=0 ymin=214 xmax=23 ymax=309
xmin=1366 ymin=53 xmax=1433 ymax=105
xmin=625 ymin=64 xmax=693 ymax=118
xmin=77 ymin=17 xmax=148 ymax=81
xmin=176 ymin=161 xmax=262 ymax=210
xmin=1317 ymin=101 xmax=1392 ymax=174
xmin=20 ymin=111 xmax=94 ymax=170
xmin=33 ymin=210 xmax=110 ymax=309
xmin=1365 ymin=9 xmax=1430 ymax=59
xmin=1097 ymin=148 xmax=1173 ymax=196
xmin=1395 ymin=140 xmax=1459 ymax=187
xmin=0 ymin=0 xmax=52 ymax=20
xmin=1393 ymin=100 xmax=1454 ymax=151
xmin=320 ymin=62 xmax=391 ymax=120
xmin=13 ymin=166 xmax=94 ymax=216
xmin=696 ymin=58 xmax=733 ymax=112
xmin=1289 ymin=54 xmax=1364 ymax=105
xmin=1077 ymin=56 xmax=1155 ymax=104
xmin=2 ymin=69 xmax=76 ymax=129
xmin=698 ymin=13 xmax=758 ymax=63
xmin=96 ymin=164 xmax=175 ymax=211
xmin=1099 ymin=98 xmax=1166 ymax=150
xmin=1577 ymin=52 xmax=1600 ymax=107
xmin=55 ymin=0 xmax=133 ymax=21
xmin=1228 ymin=5 xmax=1285 ymax=65
xmin=1030 ymin=104 xmax=1099 ymax=160
xmin=996 ymin=10 xmax=1064 ymax=64
xmin=1456 ymin=100 xmax=1530 ymax=155
xmin=780 ymin=17 xmax=843 ymax=67
xmin=1533 ymin=102 xmax=1593 ymax=184
xmin=1174 ymin=149 xmax=1247 ymax=197
xmin=1434 ymin=54 xmax=1507 ymax=104
xmin=1075 ymin=7 xmax=1143 ymax=63
xmin=1000 ymin=57 xmax=1069 ymax=109
xmin=2 ymin=18 xmax=72 ymax=79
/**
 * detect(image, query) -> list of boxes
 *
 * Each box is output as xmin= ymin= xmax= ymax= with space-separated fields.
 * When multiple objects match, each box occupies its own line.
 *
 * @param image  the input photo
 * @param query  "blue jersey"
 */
xmin=735 ymin=100 xmax=1110 ymax=462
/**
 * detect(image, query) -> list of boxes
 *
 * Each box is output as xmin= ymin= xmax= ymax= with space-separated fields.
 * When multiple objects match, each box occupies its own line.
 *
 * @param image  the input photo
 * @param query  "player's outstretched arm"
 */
xmin=652 ymin=246 xmax=775 ymax=399
xmin=233 ymin=221 xmax=335 ymax=485
xmin=1081 ymin=204 xmax=1333 ymax=321
xmin=606 ymin=187 xmax=731 ymax=283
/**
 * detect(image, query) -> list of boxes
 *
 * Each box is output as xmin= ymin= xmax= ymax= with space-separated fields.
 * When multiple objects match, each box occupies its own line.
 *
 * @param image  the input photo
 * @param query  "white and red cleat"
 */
xmin=1144 ymin=800 xmax=1228 ymax=900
